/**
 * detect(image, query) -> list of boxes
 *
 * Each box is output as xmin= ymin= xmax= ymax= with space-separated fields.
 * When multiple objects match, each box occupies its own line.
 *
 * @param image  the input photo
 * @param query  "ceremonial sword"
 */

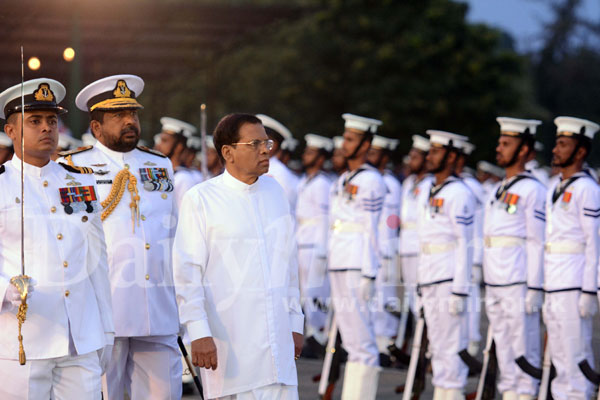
xmin=199 ymin=104 xmax=209 ymax=182
xmin=178 ymin=336 xmax=204 ymax=399
xmin=10 ymin=46 xmax=33 ymax=365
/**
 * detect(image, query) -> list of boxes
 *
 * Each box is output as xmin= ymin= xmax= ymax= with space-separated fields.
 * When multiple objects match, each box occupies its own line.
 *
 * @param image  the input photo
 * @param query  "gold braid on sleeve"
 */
xmin=101 ymin=168 xmax=141 ymax=233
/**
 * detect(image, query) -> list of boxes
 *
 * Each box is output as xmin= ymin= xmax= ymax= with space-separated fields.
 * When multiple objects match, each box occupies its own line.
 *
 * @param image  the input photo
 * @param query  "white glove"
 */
xmin=358 ymin=277 xmax=376 ymax=302
xmin=97 ymin=344 xmax=113 ymax=374
xmin=306 ymin=257 xmax=328 ymax=289
xmin=471 ymin=265 xmax=483 ymax=285
xmin=2 ymin=278 xmax=35 ymax=312
xmin=524 ymin=289 xmax=543 ymax=314
xmin=578 ymin=293 xmax=598 ymax=319
xmin=448 ymin=294 xmax=465 ymax=316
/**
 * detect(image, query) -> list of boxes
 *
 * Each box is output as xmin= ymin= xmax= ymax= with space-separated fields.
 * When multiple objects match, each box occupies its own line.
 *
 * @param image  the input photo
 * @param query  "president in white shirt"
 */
xmin=173 ymin=113 xmax=304 ymax=400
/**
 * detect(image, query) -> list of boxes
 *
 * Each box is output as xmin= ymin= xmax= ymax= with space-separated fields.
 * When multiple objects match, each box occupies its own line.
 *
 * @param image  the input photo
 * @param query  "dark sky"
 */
xmin=457 ymin=0 xmax=600 ymax=52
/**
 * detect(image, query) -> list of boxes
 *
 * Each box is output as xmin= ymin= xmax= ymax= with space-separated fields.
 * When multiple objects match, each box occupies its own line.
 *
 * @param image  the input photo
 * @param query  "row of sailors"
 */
xmin=257 ymin=112 xmax=600 ymax=400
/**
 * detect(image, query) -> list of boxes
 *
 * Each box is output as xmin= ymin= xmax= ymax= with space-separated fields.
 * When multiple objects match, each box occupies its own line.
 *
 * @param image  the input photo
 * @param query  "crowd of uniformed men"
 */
xmin=0 ymin=72 xmax=599 ymax=400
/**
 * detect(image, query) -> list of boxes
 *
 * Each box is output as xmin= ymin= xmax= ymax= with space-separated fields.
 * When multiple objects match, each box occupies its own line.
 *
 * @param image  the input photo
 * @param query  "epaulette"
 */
xmin=57 ymin=145 xmax=93 ymax=158
xmin=58 ymin=162 xmax=94 ymax=174
xmin=0 ymin=165 xmax=4 ymax=175
xmin=137 ymin=146 xmax=166 ymax=158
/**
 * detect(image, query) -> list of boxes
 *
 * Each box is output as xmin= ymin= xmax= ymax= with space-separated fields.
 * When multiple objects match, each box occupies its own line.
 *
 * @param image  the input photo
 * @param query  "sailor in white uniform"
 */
xmin=398 ymin=135 xmax=432 ymax=319
xmin=296 ymin=134 xmax=333 ymax=348
xmin=257 ymin=114 xmax=299 ymax=213
xmin=328 ymin=113 xmax=387 ymax=399
xmin=367 ymin=134 xmax=402 ymax=361
xmin=544 ymin=116 xmax=600 ymax=399
xmin=483 ymin=117 xmax=546 ymax=400
xmin=455 ymin=139 xmax=485 ymax=355
xmin=418 ymin=130 xmax=474 ymax=400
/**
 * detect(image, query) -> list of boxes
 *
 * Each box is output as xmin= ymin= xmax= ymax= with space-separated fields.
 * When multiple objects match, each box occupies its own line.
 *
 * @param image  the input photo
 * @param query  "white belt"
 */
xmin=484 ymin=236 xmax=526 ymax=248
xmin=297 ymin=217 xmax=320 ymax=226
xmin=401 ymin=222 xmax=417 ymax=230
xmin=331 ymin=220 xmax=364 ymax=233
xmin=421 ymin=242 xmax=456 ymax=255
xmin=545 ymin=242 xmax=585 ymax=254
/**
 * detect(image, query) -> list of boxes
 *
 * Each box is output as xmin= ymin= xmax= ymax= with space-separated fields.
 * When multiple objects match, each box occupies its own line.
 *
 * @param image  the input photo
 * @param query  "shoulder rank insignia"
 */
xmin=57 ymin=145 xmax=93 ymax=158
xmin=59 ymin=186 xmax=100 ymax=214
xmin=58 ymin=162 xmax=94 ymax=174
xmin=137 ymin=146 xmax=167 ymax=158
xmin=139 ymin=168 xmax=173 ymax=192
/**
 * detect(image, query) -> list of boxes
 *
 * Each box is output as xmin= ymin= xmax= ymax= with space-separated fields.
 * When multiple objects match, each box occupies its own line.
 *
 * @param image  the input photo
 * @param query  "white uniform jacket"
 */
xmin=296 ymin=171 xmax=331 ymax=258
xmin=462 ymin=173 xmax=485 ymax=267
xmin=267 ymin=157 xmax=299 ymax=213
xmin=0 ymin=157 xmax=113 ymax=360
xmin=378 ymin=171 xmax=401 ymax=259
xmin=545 ymin=172 xmax=600 ymax=293
xmin=483 ymin=172 xmax=546 ymax=288
xmin=174 ymin=167 xmax=199 ymax=211
xmin=399 ymin=174 xmax=432 ymax=257
xmin=59 ymin=142 xmax=179 ymax=337
xmin=173 ymin=170 xmax=303 ymax=399
xmin=328 ymin=164 xmax=387 ymax=278
xmin=417 ymin=176 xmax=474 ymax=295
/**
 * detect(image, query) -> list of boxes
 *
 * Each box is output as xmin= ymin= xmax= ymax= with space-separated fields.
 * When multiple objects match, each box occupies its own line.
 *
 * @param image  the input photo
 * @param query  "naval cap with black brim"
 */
xmin=426 ymin=130 xmax=468 ymax=150
xmin=554 ymin=116 xmax=600 ymax=139
xmin=76 ymin=74 xmax=144 ymax=113
xmin=496 ymin=117 xmax=541 ymax=138
xmin=0 ymin=78 xmax=67 ymax=120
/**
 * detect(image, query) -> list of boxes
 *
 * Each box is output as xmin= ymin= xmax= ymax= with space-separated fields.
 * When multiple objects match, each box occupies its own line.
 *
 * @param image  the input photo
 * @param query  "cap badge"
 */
xmin=33 ymin=83 xmax=55 ymax=102
xmin=113 ymin=80 xmax=132 ymax=99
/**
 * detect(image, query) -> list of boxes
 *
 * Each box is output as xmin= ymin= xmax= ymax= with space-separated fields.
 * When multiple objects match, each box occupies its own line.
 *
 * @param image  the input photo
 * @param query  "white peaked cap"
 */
xmin=411 ymin=135 xmax=430 ymax=152
xmin=256 ymin=114 xmax=293 ymax=140
xmin=160 ymin=117 xmax=197 ymax=138
xmin=76 ymin=74 xmax=144 ymax=112
xmin=0 ymin=131 xmax=12 ymax=147
xmin=426 ymin=130 xmax=468 ymax=148
xmin=371 ymin=135 xmax=391 ymax=150
xmin=460 ymin=141 xmax=476 ymax=156
xmin=281 ymin=137 xmax=298 ymax=151
xmin=305 ymin=133 xmax=333 ymax=152
xmin=554 ymin=116 xmax=600 ymax=139
xmin=496 ymin=117 xmax=542 ymax=136
xmin=333 ymin=136 xmax=344 ymax=150
xmin=205 ymin=135 xmax=215 ymax=150
xmin=0 ymin=78 xmax=67 ymax=120
xmin=477 ymin=161 xmax=505 ymax=178
xmin=342 ymin=113 xmax=382 ymax=134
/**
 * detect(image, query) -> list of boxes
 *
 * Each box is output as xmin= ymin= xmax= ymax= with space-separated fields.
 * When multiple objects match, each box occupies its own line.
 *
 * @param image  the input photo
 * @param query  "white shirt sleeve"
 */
xmin=449 ymin=188 xmax=474 ymax=296
xmin=524 ymin=184 xmax=546 ymax=290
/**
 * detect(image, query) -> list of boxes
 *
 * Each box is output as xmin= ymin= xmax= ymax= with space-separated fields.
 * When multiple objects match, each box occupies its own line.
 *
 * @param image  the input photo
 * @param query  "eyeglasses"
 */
xmin=231 ymin=139 xmax=274 ymax=151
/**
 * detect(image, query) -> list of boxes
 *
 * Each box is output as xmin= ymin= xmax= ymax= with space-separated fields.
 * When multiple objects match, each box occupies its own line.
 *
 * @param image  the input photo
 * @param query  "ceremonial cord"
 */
xmin=101 ymin=169 xmax=141 ymax=232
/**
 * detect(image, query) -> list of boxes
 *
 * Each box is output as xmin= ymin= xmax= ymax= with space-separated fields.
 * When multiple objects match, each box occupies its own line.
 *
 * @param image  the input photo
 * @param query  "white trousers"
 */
xmin=543 ymin=291 xmax=594 ymax=400
xmin=468 ymin=281 xmax=481 ymax=344
xmin=486 ymin=285 xmax=540 ymax=395
xmin=421 ymin=282 xmax=469 ymax=389
xmin=102 ymin=335 xmax=182 ymax=400
xmin=329 ymin=270 xmax=379 ymax=366
xmin=400 ymin=254 xmax=418 ymax=315
xmin=298 ymin=247 xmax=330 ymax=334
xmin=0 ymin=351 xmax=101 ymax=400
xmin=374 ymin=258 xmax=400 ymax=338
xmin=214 ymin=383 xmax=298 ymax=400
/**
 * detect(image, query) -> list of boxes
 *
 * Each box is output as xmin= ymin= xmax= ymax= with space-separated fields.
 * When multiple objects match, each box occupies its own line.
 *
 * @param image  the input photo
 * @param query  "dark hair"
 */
xmin=213 ymin=113 xmax=262 ymax=161
xmin=90 ymin=109 xmax=105 ymax=124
